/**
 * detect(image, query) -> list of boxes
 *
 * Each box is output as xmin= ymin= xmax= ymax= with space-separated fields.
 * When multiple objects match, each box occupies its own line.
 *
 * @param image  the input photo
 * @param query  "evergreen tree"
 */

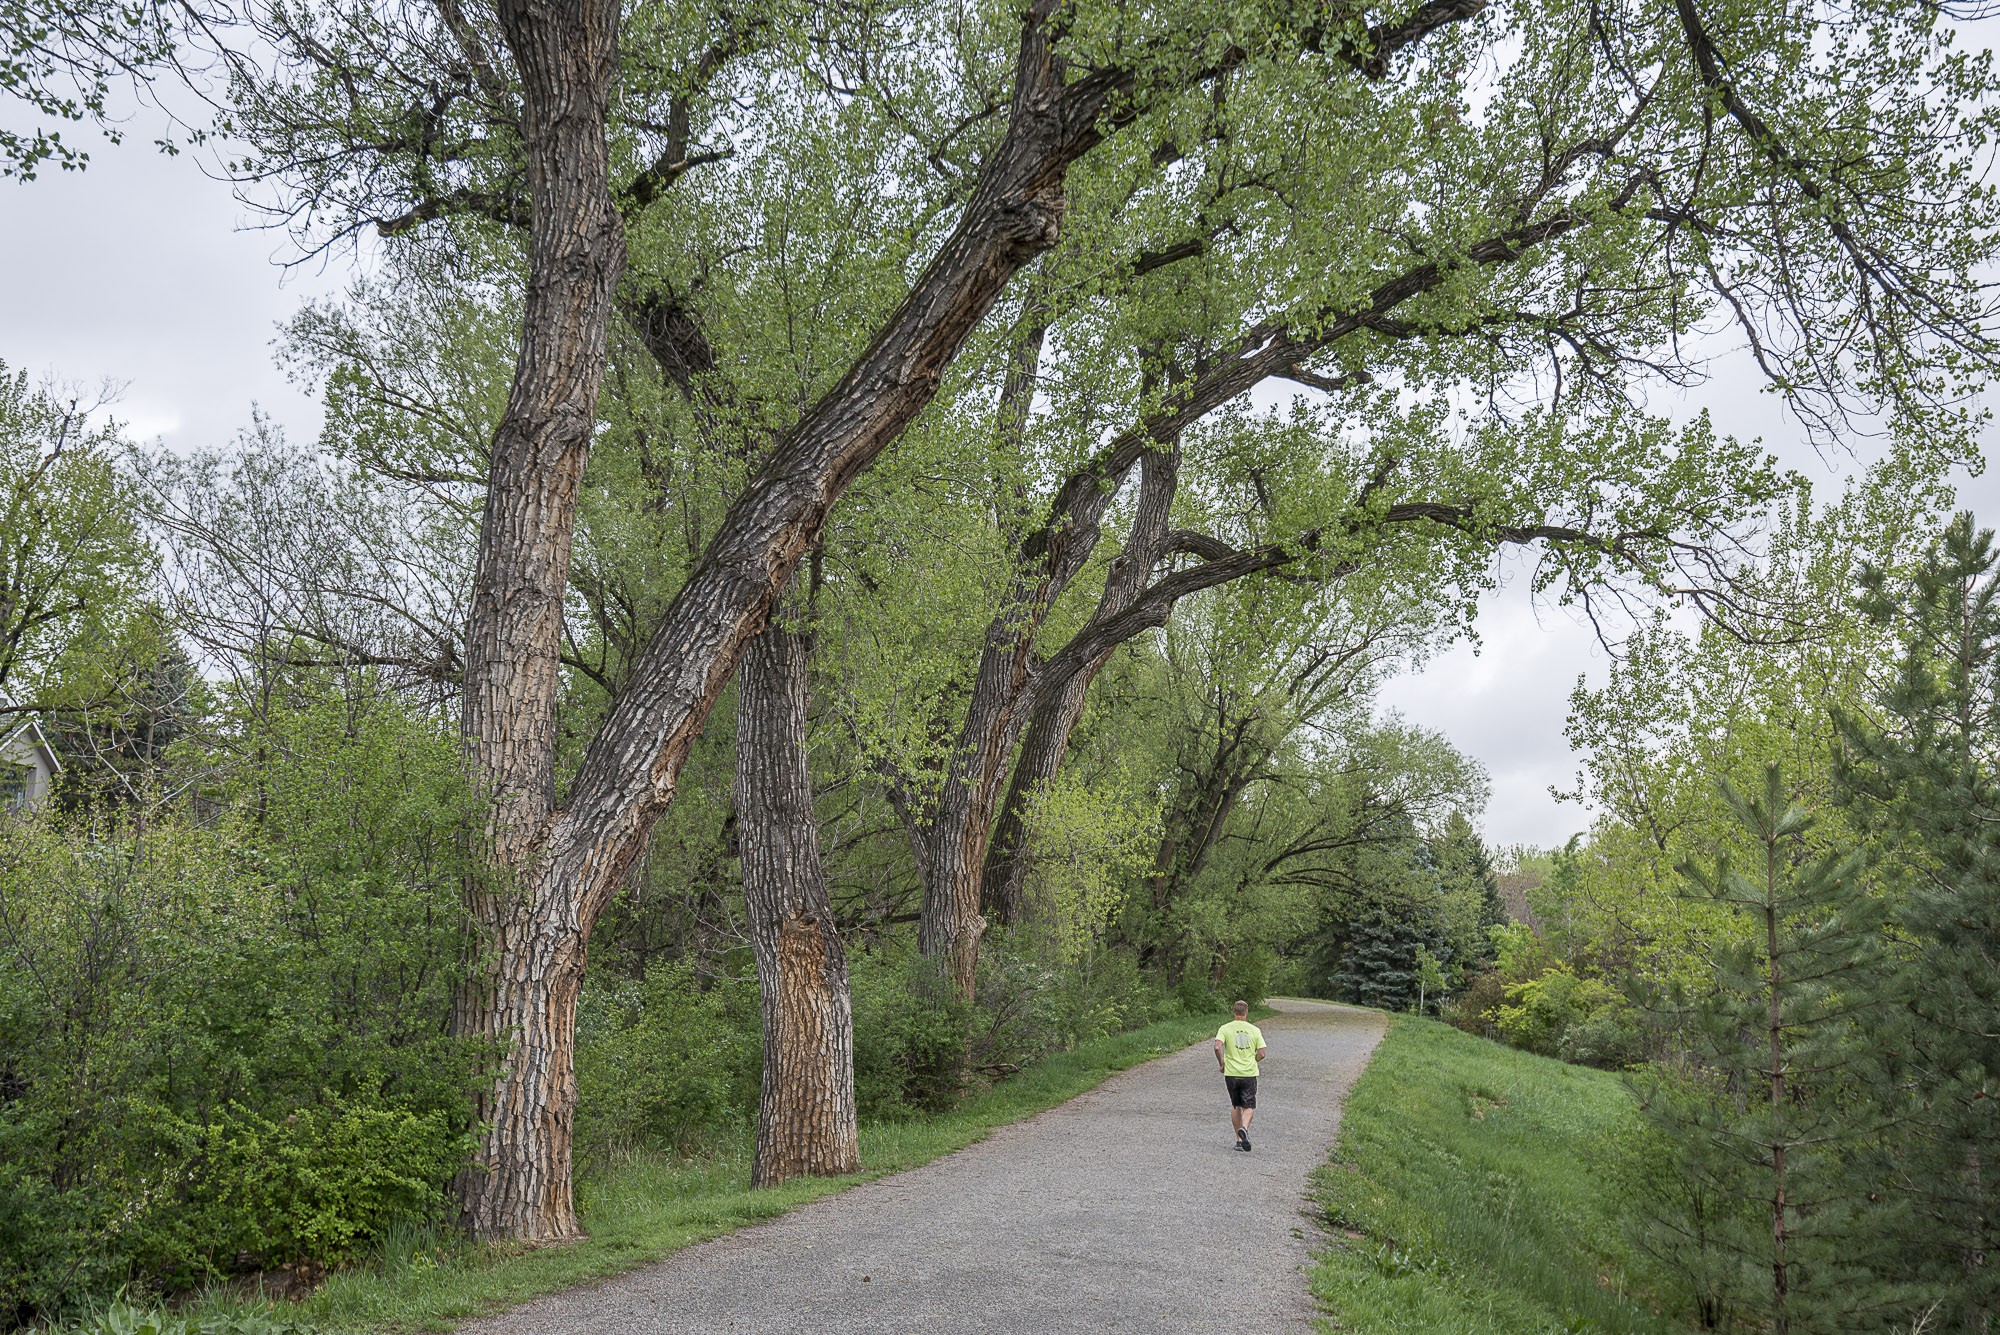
xmin=1636 ymin=763 xmax=1888 ymax=1334
xmin=1328 ymin=902 xmax=1452 ymax=1013
xmin=1835 ymin=514 xmax=2000 ymax=1332
xmin=1434 ymin=812 xmax=1509 ymax=966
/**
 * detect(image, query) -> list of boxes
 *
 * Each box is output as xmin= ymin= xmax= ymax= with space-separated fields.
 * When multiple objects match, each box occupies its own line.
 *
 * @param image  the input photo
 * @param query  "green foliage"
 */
xmin=206 ymin=1009 xmax=1238 ymax=1335
xmin=1630 ymin=764 xmax=1893 ymax=1333
xmin=850 ymin=955 xmax=977 ymax=1119
xmin=1492 ymin=968 xmax=1642 ymax=1069
xmin=0 ymin=364 xmax=152 ymax=712
xmin=1326 ymin=903 xmax=1451 ymax=1014
xmin=1017 ymin=763 xmax=1159 ymax=962
xmin=68 ymin=1297 xmax=299 ymax=1335
xmin=0 ymin=681 xmax=479 ymax=1321
xmin=573 ymin=963 xmax=759 ymax=1161
xmin=0 ymin=1 xmax=195 ymax=178
xmin=1560 ymin=462 xmax=1953 ymax=995
xmin=1831 ymin=514 xmax=2000 ymax=1330
xmin=142 ymin=1102 xmax=469 ymax=1266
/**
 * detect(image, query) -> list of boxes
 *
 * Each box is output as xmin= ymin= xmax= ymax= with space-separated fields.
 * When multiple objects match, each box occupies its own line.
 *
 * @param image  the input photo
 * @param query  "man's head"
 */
xmin=1232 ymin=1000 xmax=1248 ymax=1018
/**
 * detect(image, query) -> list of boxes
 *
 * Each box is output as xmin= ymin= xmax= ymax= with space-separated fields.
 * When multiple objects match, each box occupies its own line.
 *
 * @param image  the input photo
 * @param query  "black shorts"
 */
xmin=1224 ymin=1075 xmax=1257 ymax=1109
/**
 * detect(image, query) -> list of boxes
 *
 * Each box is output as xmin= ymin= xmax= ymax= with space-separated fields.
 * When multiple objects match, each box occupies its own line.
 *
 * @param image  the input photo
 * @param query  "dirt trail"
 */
xmin=459 ymin=998 xmax=1386 ymax=1334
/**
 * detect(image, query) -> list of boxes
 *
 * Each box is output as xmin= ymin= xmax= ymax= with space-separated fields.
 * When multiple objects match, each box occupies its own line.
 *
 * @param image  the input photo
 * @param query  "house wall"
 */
xmin=0 ymin=732 xmax=55 ymax=810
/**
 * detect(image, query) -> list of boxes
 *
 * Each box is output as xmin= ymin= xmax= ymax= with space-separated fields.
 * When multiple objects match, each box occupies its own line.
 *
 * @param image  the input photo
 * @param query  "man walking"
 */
xmin=1214 ymin=1001 xmax=1267 ymax=1151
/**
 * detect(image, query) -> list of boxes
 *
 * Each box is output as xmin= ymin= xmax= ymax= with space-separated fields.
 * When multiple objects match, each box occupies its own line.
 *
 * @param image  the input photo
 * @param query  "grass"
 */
xmin=170 ymin=1008 xmax=1245 ymax=1334
xmin=1310 ymin=1015 xmax=1681 ymax=1335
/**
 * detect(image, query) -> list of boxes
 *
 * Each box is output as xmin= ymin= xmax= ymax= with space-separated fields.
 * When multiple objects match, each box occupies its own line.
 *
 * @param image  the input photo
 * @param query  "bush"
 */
xmin=1558 ymin=1004 xmax=1648 ymax=1069
xmin=1172 ymin=971 xmax=1224 ymax=1016
xmin=0 ymin=684 xmax=479 ymax=1322
xmin=847 ymin=945 xmax=1176 ymax=1120
xmin=1494 ymin=968 xmax=1642 ymax=1068
xmin=1216 ymin=945 xmax=1272 ymax=1008
xmin=136 ymin=1102 xmax=470 ymax=1269
xmin=1439 ymin=967 xmax=1508 ymax=1039
xmin=850 ymin=953 xmax=974 ymax=1117
xmin=573 ymin=962 xmax=758 ymax=1160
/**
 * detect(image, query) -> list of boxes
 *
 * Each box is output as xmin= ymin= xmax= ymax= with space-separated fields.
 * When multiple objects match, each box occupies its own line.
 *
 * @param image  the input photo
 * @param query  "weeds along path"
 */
xmin=458 ymin=998 xmax=1386 ymax=1335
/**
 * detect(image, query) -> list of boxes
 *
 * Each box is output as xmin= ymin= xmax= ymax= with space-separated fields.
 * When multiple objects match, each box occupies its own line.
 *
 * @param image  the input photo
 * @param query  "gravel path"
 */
xmin=460 ymin=998 xmax=1386 ymax=1335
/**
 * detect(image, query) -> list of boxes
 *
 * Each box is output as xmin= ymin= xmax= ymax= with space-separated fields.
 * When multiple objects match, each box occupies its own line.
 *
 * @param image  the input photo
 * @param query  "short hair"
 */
xmin=1232 ymin=1000 xmax=1249 ymax=1016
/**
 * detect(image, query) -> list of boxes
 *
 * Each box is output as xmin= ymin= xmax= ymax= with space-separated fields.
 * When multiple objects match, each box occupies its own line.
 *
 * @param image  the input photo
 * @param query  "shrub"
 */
xmin=0 ymin=683 xmax=479 ymax=1321
xmin=846 ymin=944 xmax=1175 ymax=1120
xmin=573 ymin=962 xmax=758 ymax=1160
xmin=1172 ymin=971 xmax=1224 ymax=1016
xmin=137 ymin=1102 xmax=470 ymax=1269
xmin=1439 ymin=967 xmax=1508 ymax=1039
xmin=849 ymin=953 xmax=974 ymax=1117
xmin=1216 ymin=945 xmax=1272 ymax=1008
xmin=1559 ymin=1004 xmax=1648 ymax=1069
xmin=1494 ymin=968 xmax=1642 ymax=1068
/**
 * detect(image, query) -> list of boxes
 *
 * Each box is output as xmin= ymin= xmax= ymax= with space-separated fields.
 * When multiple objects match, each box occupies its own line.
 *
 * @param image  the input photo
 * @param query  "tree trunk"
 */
xmin=451 ymin=2 xmax=1107 ymax=1243
xmin=454 ymin=0 xmax=624 ymax=1246
xmin=982 ymin=663 xmax=1096 ymax=926
xmin=971 ymin=443 xmax=1182 ymax=931
xmin=1765 ymin=837 xmax=1790 ymax=1335
xmin=735 ymin=599 xmax=860 ymax=1186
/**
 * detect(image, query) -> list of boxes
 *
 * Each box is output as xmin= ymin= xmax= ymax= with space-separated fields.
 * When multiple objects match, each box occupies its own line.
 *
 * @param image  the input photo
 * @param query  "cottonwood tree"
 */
xmin=0 ymin=365 xmax=152 ymax=713
xmin=733 ymin=580 xmax=859 ymax=1184
xmin=791 ymin=0 xmax=2000 ymax=1005
xmin=198 ymin=0 xmax=1999 ymax=1242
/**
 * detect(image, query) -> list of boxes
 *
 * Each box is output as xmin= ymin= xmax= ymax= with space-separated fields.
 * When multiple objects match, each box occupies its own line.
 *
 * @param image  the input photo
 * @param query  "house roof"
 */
xmin=0 ymin=699 xmax=60 ymax=773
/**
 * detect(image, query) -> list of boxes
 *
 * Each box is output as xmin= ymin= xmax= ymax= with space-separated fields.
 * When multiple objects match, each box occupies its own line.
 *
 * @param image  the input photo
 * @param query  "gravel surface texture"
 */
xmin=459 ymin=998 xmax=1386 ymax=1335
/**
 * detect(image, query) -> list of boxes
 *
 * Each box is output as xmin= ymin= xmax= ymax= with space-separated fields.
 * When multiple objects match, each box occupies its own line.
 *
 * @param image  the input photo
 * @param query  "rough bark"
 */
xmin=448 ymin=0 xmax=1514 ymax=1243
xmin=452 ymin=3 xmax=1111 ymax=1242
xmin=980 ymin=664 xmax=1093 ymax=927
xmin=453 ymin=0 xmax=624 ymax=1246
xmin=736 ymin=597 xmax=859 ymax=1186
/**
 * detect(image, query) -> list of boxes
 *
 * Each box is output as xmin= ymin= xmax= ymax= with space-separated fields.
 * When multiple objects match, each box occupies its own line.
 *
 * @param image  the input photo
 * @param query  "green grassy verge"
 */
xmin=192 ymin=1009 xmax=1241 ymax=1334
xmin=1310 ymin=1016 xmax=1679 ymax=1335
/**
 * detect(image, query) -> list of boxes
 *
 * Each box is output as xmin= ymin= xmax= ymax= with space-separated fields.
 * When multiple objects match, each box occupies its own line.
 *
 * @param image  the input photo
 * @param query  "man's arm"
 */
xmin=1255 ymin=1046 xmax=1267 ymax=1062
xmin=1213 ymin=1038 xmax=1226 ymax=1071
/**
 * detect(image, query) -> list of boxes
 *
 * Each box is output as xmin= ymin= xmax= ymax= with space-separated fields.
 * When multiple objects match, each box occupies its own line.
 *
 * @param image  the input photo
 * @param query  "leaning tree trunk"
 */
xmin=974 ymin=442 xmax=1182 ymax=930
xmin=982 ymin=662 xmax=1100 ymax=926
xmin=453 ymin=0 xmax=624 ymax=1246
xmin=735 ymin=601 xmax=860 ymax=1186
xmin=447 ymin=0 xmax=1105 ymax=1245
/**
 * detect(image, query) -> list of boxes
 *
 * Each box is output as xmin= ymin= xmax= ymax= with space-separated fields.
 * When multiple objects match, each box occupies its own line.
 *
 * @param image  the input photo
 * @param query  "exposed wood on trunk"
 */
xmin=451 ymin=2 xmax=1114 ymax=1241
xmin=736 ymin=595 xmax=859 ymax=1186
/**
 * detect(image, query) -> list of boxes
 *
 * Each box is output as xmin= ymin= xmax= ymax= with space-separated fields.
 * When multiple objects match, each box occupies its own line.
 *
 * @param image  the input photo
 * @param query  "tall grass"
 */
xmin=1311 ymin=1016 xmax=1680 ymax=1334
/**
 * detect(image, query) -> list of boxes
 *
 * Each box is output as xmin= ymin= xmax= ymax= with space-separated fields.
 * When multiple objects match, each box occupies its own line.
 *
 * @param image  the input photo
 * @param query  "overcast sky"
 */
xmin=3 ymin=114 xmax=1994 ymax=853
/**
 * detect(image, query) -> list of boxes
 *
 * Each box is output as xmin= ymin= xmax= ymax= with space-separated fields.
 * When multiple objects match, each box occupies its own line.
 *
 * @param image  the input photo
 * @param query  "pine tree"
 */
xmin=1835 ymin=514 xmax=2000 ymax=1333
xmin=1637 ymin=763 xmax=1888 ymax=1334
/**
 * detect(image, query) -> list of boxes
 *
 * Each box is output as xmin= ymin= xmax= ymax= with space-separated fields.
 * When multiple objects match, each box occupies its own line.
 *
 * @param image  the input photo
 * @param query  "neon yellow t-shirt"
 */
xmin=1216 ymin=1020 xmax=1265 ymax=1078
